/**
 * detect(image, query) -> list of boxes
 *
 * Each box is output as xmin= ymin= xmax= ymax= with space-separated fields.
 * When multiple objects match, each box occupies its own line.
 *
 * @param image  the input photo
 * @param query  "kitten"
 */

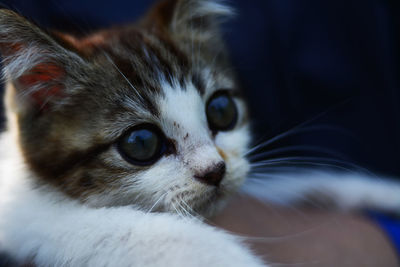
xmin=0 ymin=0 xmax=265 ymax=266
xmin=1 ymin=0 xmax=400 ymax=266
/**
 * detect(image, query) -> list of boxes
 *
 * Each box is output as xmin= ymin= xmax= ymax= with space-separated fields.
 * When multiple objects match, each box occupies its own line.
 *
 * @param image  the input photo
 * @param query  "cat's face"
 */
xmin=0 ymin=0 xmax=250 ymax=216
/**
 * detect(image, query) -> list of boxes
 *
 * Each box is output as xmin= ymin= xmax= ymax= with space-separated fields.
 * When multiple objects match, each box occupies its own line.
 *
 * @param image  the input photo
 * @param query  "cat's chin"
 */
xmin=162 ymin=186 xmax=233 ymax=218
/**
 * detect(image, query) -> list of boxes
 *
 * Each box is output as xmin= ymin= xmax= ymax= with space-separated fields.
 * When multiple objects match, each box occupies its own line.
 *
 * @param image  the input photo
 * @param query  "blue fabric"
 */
xmin=369 ymin=212 xmax=400 ymax=255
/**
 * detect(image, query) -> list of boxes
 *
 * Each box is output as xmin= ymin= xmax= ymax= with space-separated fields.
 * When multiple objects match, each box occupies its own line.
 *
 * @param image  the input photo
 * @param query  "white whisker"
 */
xmin=180 ymin=198 xmax=208 ymax=223
xmin=176 ymin=198 xmax=195 ymax=219
xmin=171 ymin=201 xmax=185 ymax=218
xmin=245 ymin=125 xmax=348 ymax=156
xmin=249 ymin=156 xmax=375 ymax=176
xmin=248 ymin=145 xmax=347 ymax=162
xmin=102 ymin=52 xmax=144 ymax=102
xmin=147 ymin=192 xmax=168 ymax=214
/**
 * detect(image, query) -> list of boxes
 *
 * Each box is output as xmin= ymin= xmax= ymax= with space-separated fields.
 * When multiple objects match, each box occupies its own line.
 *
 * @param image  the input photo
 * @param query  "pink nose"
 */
xmin=194 ymin=162 xmax=226 ymax=186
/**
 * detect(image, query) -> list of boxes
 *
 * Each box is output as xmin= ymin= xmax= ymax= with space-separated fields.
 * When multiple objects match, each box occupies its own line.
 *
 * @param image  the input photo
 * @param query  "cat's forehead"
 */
xmin=101 ymin=29 xmax=190 ymax=94
xmin=90 ymin=28 xmax=236 ymax=117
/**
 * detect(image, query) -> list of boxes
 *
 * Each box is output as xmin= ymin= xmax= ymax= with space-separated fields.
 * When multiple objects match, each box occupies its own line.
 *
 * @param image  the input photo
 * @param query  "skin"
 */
xmin=211 ymin=196 xmax=399 ymax=267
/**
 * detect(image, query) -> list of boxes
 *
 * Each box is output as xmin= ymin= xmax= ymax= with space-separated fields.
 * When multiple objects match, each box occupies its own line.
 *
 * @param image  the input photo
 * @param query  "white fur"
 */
xmin=243 ymin=169 xmax=400 ymax=212
xmin=0 ymin=70 xmax=259 ymax=266
xmin=0 ymin=133 xmax=265 ymax=267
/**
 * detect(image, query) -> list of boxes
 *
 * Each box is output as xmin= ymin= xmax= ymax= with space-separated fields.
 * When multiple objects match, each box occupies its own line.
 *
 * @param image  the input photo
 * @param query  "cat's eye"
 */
xmin=206 ymin=92 xmax=238 ymax=132
xmin=117 ymin=125 xmax=166 ymax=165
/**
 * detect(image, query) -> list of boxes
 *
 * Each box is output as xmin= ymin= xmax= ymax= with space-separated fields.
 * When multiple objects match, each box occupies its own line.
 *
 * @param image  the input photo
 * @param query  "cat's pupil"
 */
xmin=206 ymin=92 xmax=238 ymax=131
xmin=118 ymin=126 xmax=164 ymax=165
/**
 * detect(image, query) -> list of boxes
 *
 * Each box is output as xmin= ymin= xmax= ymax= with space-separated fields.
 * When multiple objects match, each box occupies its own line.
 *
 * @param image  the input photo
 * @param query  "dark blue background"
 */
xmin=1 ymin=0 xmax=399 ymax=176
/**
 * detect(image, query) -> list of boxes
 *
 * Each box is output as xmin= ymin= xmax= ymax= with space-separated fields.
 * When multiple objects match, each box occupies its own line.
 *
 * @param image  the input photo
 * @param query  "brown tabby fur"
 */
xmin=0 ymin=0 xmax=243 ymax=204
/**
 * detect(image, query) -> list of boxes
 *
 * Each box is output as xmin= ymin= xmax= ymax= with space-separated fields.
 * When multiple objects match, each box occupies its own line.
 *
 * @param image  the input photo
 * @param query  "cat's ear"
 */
xmin=143 ymin=0 xmax=234 ymax=41
xmin=0 ymin=9 xmax=85 ymax=111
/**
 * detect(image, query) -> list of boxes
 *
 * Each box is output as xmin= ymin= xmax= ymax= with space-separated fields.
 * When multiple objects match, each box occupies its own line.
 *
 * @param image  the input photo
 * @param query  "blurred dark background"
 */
xmin=0 ymin=0 xmax=399 ymax=176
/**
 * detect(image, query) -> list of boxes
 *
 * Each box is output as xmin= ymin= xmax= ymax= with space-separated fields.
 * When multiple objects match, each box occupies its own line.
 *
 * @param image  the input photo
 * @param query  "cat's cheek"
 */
xmin=214 ymin=125 xmax=251 ymax=176
xmin=214 ymin=125 xmax=251 ymax=157
xmin=224 ymin=157 xmax=250 ymax=191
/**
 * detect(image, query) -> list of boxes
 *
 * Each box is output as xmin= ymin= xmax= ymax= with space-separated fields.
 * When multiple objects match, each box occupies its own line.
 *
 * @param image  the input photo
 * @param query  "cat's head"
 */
xmin=0 ymin=0 xmax=250 ymax=217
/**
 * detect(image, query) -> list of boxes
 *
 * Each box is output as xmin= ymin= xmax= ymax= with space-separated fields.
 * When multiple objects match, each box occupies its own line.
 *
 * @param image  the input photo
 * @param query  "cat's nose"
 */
xmin=194 ymin=161 xmax=226 ymax=186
